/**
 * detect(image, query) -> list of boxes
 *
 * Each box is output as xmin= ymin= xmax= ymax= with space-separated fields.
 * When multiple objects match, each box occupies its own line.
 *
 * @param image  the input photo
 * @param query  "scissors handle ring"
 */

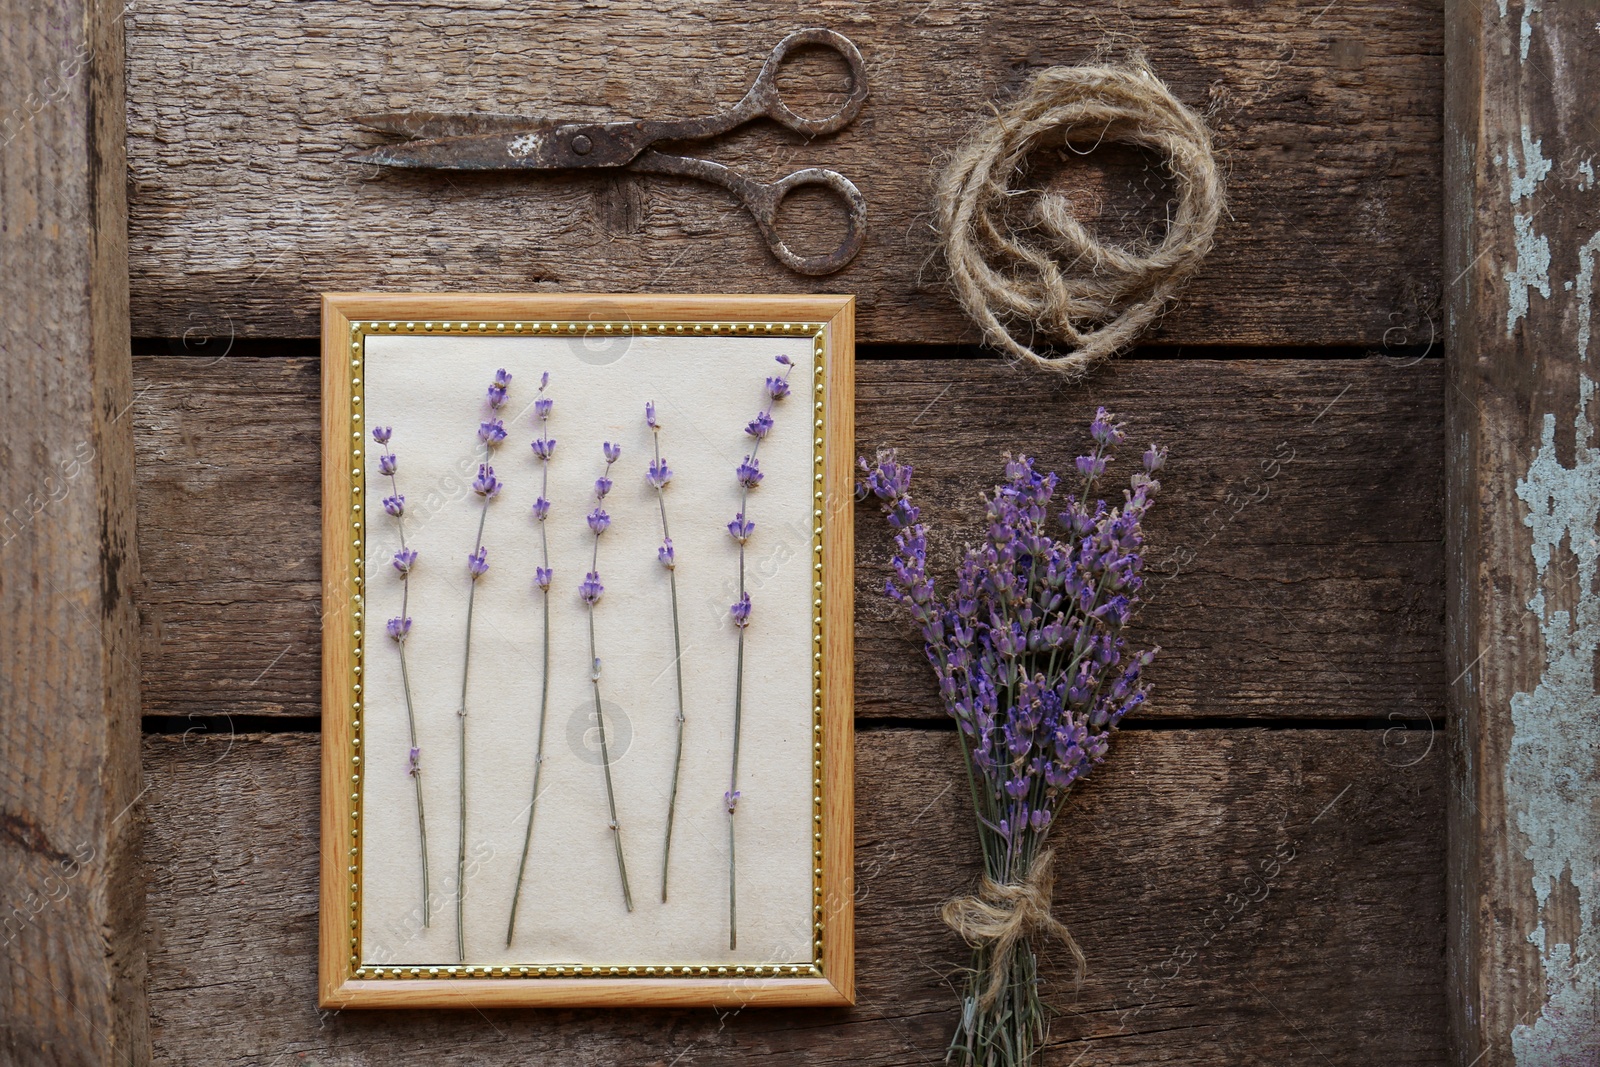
xmin=748 ymin=28 xmax=870 ymax=138
xmin=748 ymin=167 xmax=868 ymax=275
xmin=632 ymin=151 xmax=866 ymax=275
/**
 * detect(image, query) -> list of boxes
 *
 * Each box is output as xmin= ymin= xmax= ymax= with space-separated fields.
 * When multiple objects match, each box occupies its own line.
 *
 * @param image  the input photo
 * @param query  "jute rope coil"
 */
xmin=936 ymin=61 xmax=1224 ymax=379
xmin=941 ymin=848 xmax=1085 ymax=1010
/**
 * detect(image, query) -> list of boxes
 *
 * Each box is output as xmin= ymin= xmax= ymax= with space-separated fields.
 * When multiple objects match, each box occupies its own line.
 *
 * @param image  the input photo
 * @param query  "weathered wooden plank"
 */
xmin=143 ymin=728 xmax=1446 ymax=1064
xmin=130 ymin=355 xmax=1444 ymax=722
xmin=124 ymin=0 xmax=1442 ymax=346
xmin=0 ymin=2 xmax=150 ymax=1065
xmin=1444 ymin=2 xmax=1600 ymax=1063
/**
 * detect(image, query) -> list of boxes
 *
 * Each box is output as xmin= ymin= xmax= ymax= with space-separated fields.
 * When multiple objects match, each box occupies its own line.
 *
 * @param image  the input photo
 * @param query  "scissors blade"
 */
xmin=351 ymin=111 xmax=555 ymax=141
xmin=350 ymin=121 xmax=657 ymax=170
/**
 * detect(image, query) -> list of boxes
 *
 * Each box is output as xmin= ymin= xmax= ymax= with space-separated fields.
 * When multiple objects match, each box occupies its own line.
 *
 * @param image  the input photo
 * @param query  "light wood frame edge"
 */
xmin=318 ymin=293 xmax=855 ymax=1009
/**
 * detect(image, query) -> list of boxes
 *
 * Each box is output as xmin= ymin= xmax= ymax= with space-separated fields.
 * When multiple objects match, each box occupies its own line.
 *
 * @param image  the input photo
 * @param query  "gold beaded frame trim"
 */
xmin=319 ymin=294 xmax=855 ymax=1010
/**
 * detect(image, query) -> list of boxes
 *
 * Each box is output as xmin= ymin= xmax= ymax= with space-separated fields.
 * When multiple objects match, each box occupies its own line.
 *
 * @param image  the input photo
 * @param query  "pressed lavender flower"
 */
xmin=373 ymin=428 xmax=430 ymax=930
xmin=858 ymin=413 xmax=1164 ymax=1067
xmin=745 ymin=411 xmax=774 ymax=439
xmin=646 ymin=401 xmax=689 ymax=901
xmin=408 ymin=746 xmax=421 ymax=777
xmin=724 ymin=789 xmax=740 ymax=814
xmin=1143 ymin=444 xmax=1167 ymax=473
xmin=472 ymin=464 xmax=502 ymax=498
xmin=724 ymin=353 xmax=796 ymax=950
xmin=487 ymin=368 xmax=512 ymax=409
xmin=456 ymin=370 xmax=512 ymax=959
xmin=509 ymin=370 xmax=559 ymax=946
xmin=579 ymin=441 xmax=632 ymax=911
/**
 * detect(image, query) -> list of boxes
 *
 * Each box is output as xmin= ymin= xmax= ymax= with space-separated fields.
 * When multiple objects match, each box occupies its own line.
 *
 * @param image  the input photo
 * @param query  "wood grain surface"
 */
xmin=1443 ymin=2 xmax=1600 ymax=1062
xmin=124 ymin=0 xmax=1443 ymax=346
xmin=0 ymin=1 xmax=150 ymax=1063
xmin=131 ymin=354 xmax=1444 ymax=724
xmin=143 ymin=727 xmax=1447 ymax=1064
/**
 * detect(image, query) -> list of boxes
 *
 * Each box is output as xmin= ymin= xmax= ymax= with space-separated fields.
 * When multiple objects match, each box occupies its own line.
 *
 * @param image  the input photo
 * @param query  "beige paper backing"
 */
xmin=358 ymin=331 xmax=816 ymax=968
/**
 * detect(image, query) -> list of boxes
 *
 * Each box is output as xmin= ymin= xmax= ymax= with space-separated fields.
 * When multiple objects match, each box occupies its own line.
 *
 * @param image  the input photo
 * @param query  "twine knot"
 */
xmin=940 ymin=848 xmax=1085 ymax=1011
xmin=936 ymin=60 xmax=1224 ymax=379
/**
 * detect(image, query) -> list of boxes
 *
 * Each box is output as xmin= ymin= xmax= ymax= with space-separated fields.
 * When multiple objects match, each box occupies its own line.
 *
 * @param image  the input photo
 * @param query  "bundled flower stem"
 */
xmin=645 ymin=402 xmax=688 ymax=903
xmin=859 ymin=409 xmax=1164 ymax=1067
xmin=507 ymin=373 xmax=555 ymax=945
xmin=455 ymin=369 xmax=510 ymax=960
xmin=585 ymin=442 xmax=634 ymax=912
xmin=724 ymin=355 xmax=794 ymax=950
xmin=373 ymin=426 xmax=430 ymax=927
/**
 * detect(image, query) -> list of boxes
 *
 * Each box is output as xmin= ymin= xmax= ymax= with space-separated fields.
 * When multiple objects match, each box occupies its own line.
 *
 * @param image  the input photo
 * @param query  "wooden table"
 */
xmin=1 ymin=0 xmax=1593 ymax=1063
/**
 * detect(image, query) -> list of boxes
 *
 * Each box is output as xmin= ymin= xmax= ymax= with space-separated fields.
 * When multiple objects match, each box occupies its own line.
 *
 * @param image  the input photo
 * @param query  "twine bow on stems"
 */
xmin=941 ymin=848 xmax=1085 ymax=1012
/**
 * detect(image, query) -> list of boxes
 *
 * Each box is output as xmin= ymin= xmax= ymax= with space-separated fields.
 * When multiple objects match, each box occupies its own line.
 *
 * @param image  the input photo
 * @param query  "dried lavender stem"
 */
xmin=455 ymin=468 xmax=489 ymax=962
xmin=382 ymin=449 xmax=430 ymax=926
xmin=651 ymin=427 xmax=688 ymax=903
xmin=590 ymin=606 xmax=634 ymax=911
xmin=507 ymin=469 xmax=552 ymax=944
xmin=728 ymin=600 xmax=746 ymax=950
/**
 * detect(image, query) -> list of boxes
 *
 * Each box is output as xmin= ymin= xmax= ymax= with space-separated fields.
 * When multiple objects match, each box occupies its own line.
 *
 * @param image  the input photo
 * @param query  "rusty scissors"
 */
xmin=352 ymin=28 xmax=869 ymax=275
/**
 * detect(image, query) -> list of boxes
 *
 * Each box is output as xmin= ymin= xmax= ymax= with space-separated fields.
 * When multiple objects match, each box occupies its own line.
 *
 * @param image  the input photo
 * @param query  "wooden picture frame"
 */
xmin=318 ymin=293 xmax=855 ymax=1009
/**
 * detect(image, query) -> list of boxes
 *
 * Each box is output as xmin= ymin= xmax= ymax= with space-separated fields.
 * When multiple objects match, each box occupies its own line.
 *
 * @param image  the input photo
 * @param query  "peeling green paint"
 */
xmin=1508 ymin=232 xmax=1600 ymax=1063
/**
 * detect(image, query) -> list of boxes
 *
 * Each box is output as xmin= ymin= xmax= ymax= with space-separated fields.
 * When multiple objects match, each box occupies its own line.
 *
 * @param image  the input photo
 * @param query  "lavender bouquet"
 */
xmin=859 ymin=409 xmax=1164 ymax=1067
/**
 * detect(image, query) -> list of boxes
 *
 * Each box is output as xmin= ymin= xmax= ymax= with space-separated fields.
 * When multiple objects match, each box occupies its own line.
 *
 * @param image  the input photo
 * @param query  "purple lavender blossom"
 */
xmin=647 ymin=458 xmax=672 ymax=489
xmin=727 ymin=514 xmax=754 ymax=543
xmin=645 ymin=401 xmax=658 ymax=429
xmin=535 ymin=566 xmax=552 ymax=591
xmin=383 ymin=494 xmax=405 ymax=516
xmin=467 ymin=546 xmax=489 ymax=579
xmin=407 ymin=746 xmax=422 ymax=777
xmin=595 ymin=475 xmax=613 ymax=499
xmin=658 ymin=537 xmax=675 ymax=569
xmin=858 ymin=415 xmax=1164 ymax=1059
xmin=587 ymin=507 xmax=611 ymax=535
xmin=729 ymin=592 xmax=751 ymax=629
xmin=379 ymin=453 xmax=397 ymax=476
xmin=724 ymin=789 xmax=740 ymax=814
xmin=371 ymin=425 xmax=393 ymax=445
xmin=532 ymin=497 xmax=550 ymax=521
xmin=603 ymin=441 xmax=621 ymax=463
xmin=531 ymin=437 xmax=556 ymax=460
xmin=535 ymin=396 xmax=553 ymax=420
xmin=487 ymin=368 xmax=512 ymax=409
xmin=387 ymin=616 xmax=412 ymax=641
xmin=392 ymin=547 xmax=418 ymax=574
xmin=579 ymin=570 xmax=604 ymax=605
xmin=479 ymin=418 xmax=507 ymax=445
xmin=736 ymin=456 xmax=763 ymax=489
xmin=472 ymin=464 xmax=501 ymax=498
xmin=745 ymin=412 xmax=774 ymax=439
xmin=765 ymin=375 xmax=790 ymax=400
